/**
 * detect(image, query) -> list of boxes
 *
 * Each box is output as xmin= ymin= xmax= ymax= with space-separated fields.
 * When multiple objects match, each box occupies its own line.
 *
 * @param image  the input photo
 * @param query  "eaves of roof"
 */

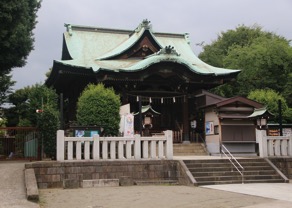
xmin=248 ymin=107 xmax=274 ymax=118
xmin=133 ymin=105 xmax=161 ymax=116
xmin=215 ymin=96 xmax=263 ymax=108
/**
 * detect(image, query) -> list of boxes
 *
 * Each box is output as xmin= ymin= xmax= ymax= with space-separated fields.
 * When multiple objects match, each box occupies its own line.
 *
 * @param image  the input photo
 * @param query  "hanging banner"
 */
xmin=123 ymin=114 xmax=134 ymax=137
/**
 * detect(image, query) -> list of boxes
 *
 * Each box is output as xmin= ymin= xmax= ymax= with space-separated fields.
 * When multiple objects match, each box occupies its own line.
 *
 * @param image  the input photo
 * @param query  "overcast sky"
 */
xmin=11 ymin=0 xmax=292 ymax=90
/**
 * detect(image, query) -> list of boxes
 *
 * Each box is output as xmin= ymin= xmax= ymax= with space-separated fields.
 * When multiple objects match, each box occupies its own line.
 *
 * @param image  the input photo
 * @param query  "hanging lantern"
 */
xmin=161 ymin=97 xmax=163 ymax=104
xmin=173 ymin=97 xmax=176 ymax=103
xmin=136 ymin=96 xmax=139 ymax=102
xmin=149 ymin=97 xmax=152 ymax=103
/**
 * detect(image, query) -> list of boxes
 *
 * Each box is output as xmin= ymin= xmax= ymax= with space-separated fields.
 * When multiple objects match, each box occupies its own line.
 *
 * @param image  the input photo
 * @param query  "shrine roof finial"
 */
xmin=64 ymin=23 xmax=73 ymax=36
xmin=156 ymin=45 xmax=180 ymax=56
xmin=135 ymin=19 xmax=152 ymax=33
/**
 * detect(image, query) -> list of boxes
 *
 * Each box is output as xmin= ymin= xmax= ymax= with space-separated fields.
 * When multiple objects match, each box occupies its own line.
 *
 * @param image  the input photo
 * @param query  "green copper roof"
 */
xmin=248 ymin=107 xmax=273 ymax=118
xmin=58 ymin=20 xmax=240 ymax=76
xmin=96 ymin=21 xmax=163 ymax=60
xmin=133 ymin=105 xmax=161 ymax=116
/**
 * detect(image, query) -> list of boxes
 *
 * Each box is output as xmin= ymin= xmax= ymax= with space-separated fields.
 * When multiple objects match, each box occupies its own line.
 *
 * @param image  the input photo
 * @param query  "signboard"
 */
xmin=75 ymin=130 xmax=99 ymax=137
xmin=205 ymin=121 xmax=214 ymax=135
xmin=123 ymin=114 xmax=134 ymax=137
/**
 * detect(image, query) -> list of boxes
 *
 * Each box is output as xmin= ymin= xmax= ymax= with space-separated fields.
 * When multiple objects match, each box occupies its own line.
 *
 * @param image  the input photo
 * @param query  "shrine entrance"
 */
xmin=46 ymin=20 xmax=240 ymax=143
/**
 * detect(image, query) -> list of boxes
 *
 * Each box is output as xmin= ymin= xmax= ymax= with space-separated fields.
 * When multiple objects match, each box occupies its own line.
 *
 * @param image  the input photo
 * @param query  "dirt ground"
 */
xmin=39 ymin=185 xmax=275 ymax=208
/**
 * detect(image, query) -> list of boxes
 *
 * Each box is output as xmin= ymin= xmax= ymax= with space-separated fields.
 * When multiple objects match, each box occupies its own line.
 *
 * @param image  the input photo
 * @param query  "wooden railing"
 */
xmin=56 ymin=130 xmax=173 ymax=161
xmin=173 ymin=130 xmax=183 ymax=143
xmin=260 ymin=136 xmax=292 ymax=157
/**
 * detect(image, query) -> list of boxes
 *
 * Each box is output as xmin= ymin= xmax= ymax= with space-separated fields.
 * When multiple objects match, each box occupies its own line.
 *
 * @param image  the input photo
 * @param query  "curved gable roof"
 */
xmin=96 ymin=21 xmax=162 ymax=60
xmin=58 ymin=20 xmax=240 ymax=77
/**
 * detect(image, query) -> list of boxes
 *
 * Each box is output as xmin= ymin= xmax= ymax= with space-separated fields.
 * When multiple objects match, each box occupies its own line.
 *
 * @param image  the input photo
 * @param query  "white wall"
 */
xmin=204 ymin=107 xmax=220 ymax=154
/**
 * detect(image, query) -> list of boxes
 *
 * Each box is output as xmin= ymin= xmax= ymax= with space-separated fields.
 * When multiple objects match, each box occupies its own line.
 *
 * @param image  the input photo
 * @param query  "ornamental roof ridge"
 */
xmin=64 ymin=22 xmax=186 ymax=38
xmin=64 ymin=23 xmax=132 ymax=35
xmin=146 ymin=45 xmax=180 ymax=58
xmin=135 ymin=19 xmax=152 ymax=33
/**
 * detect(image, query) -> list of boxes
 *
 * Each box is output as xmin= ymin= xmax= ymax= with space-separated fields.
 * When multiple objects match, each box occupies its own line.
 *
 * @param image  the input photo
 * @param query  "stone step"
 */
xmin=173 ymin=146 xmax=205 ymax=150
xmin=135 ymin=180 xmax=179 ymax=186
xmin=187 ymin=165 xmax=273 ymax=172
xmin=82 ymin=179 xmax=119 ymax=188
xmin=195 ymin=174 xmax=282 ymax=182
xmin=183 ymin=158 xmax=265 ymax=164
xmin=173 ymin=143 xmax=208 ymax=156
xmin=183 ymin=158 xmax=286 ymax=186
xmin=174 ymin=152 xmax=207 ymax=156
xmin=198 ymin=178 xmax=285 ymax=186
xmin=185 ymin=162 xmax=269 ymax=168
xmin=173 ymin=149 xmax=206 ymax=153
xmin=193 ymin=170 xmax=277 ymax=177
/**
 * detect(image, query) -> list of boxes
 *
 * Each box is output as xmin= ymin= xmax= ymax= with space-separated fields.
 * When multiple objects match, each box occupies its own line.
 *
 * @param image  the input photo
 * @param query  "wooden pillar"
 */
xmin=122 ymin=90 xmax=128 ymax=105
xmin=183 ymin=95 xmax=190 ymax=143
xmin=60 ymin=93 xmax=64 ymax=130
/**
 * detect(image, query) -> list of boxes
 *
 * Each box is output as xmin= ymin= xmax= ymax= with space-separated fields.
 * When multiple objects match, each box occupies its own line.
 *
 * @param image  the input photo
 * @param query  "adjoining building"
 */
xmin=46 ymin=20 xmax=240 ymax=143
xmin=195 ymin=90 xmax=265 ymax=155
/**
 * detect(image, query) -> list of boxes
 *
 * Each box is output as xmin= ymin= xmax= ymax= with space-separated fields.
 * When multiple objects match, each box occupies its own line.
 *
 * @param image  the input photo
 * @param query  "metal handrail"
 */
xmin=221 ymin=144 xmax=245 ymax=184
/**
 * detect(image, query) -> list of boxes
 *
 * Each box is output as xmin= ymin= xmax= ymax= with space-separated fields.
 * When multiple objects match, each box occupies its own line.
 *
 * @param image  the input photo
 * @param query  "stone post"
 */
xmin=143 ymin=141 xmax=148 ymax=159
xmin=118 ymin=141 xmax=124 ymax=159
xmin=134 ymin=134 xmax=141 ymax=159
xmin=102 ymin=140 xmax=108 ymax=159
xmin=93 ymin=134 xmax=100 ymax=160
xmin=288 ymin=136 xmax=292 ymax=156
xmin=126 ymin=140 xmax=131 ymax=159
xmin=151 ymin=140 xmax=156 ymax=159
xmin=110 ymin=141 xmax=116 ymax=159
xmin=164 ymin=130 xmax=173 ymax=159
xmin=257 ymin=129 xmax=267 ymax=157
xmin=57 ymin=130 xmax=65 ymax=161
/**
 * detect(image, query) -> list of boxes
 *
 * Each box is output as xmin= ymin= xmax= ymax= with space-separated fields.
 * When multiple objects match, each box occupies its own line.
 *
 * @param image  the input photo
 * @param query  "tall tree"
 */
xmin=6 ymin=84 xmax=59 ymax=158
xmin=7 ymin=84 xmax=58 ymax=126
xmin=0 ymin=72 xmax=15 ymax=104
xmin=0 ymin=0 xmax=41 ymax=104
xmin=199 ymin=25 xmax=292 ymax=106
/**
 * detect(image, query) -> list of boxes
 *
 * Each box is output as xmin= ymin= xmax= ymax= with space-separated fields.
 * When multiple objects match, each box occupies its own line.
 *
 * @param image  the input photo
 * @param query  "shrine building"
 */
xmin=46 ymin=20 xmax=241 ymax=143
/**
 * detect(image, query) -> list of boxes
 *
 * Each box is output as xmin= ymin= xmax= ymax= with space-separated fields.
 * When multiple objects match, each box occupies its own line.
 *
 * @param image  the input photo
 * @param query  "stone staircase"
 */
xmin=183 ymin=158 xmax=286 ymax=186
xmin=173 ymin=143 xmax=208 ymax=156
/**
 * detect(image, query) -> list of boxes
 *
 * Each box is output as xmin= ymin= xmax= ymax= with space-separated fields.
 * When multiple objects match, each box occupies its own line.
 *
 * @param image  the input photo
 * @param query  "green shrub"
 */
xmin=76 ymin=84 xmax=121 ymax=136
xmin=37 ymin=105 xmax=59 ymax=159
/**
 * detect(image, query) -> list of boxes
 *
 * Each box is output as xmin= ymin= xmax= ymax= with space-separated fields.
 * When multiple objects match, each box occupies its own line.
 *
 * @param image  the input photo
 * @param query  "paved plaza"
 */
xmin=1 ymin=161 xmax=292 ymax=208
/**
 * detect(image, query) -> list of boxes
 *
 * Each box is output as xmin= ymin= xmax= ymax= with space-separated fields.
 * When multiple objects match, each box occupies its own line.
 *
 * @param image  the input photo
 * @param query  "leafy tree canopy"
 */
xmin=248 ymin=89 xmax=291 ymax=123
xmin=0 ymin=72 xmax=15 ymax=104
xmin=6 ymin=84 xmax=58 ymax=126
xmin=199 ymin=25 xmax=292 ymax=107
xmin=77 ymin=84 xmax=121 ymax=136
xmin=0 ymin=0 xmax=41 ymax=106
xmin=0 ymin=0 xmax=41 ymax=73
xmin=5 ymin=84 xmax=59 ymax=158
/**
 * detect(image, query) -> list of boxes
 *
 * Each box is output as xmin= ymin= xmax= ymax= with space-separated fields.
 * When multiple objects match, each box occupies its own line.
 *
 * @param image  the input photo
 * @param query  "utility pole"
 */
xmin=278 ymin=99 xmax=283 ymax=136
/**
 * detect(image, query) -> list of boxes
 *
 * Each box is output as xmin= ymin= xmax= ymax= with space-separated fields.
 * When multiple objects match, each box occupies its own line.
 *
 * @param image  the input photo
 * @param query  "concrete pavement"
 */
xmin=1 ymin=160 xmax=292 ymax=208
xmin=202 ymin=183 xmax=292 ymax=208
xmin=0 ymin=161 xmax=39 ymax=208
xmin=39 ymin=183 xmax=292 ymax=208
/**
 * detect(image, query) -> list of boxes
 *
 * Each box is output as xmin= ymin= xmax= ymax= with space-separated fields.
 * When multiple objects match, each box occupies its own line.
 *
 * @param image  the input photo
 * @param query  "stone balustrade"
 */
xmin=57 ymin=130 xmax=173 ymax=161
xmin=258 ymin=133 xmax=292 ymax=157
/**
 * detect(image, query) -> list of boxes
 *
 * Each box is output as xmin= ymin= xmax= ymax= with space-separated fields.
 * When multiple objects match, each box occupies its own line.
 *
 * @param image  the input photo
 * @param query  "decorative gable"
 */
xmin=115 ymin=30 xmax=161 ymax=59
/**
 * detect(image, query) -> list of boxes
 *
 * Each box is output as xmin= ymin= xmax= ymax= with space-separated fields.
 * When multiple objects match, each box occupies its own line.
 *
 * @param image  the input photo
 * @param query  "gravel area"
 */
xmin=39 ymin=185 xmax=274 ymax=208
